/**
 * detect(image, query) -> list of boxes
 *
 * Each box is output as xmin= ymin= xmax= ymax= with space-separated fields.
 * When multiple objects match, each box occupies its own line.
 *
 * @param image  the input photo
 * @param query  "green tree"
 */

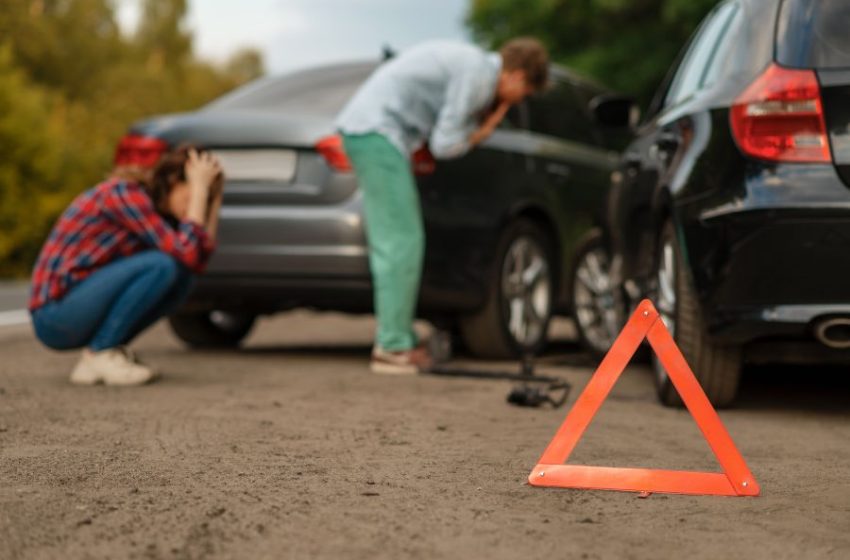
xmin=224 ymin=48 xmax=265 ymax=84
xmin=135 ymin=0 xmax=192 ymax=73
xmin=0 ymin=0 xmax=264 ymax=277
xmin=0 ymin=45 xmax=66 ymax=277
xmin=467 ymin=0 xmax=719 ymax=104
xmin=0 ymin=0 xmax=126 ymax=102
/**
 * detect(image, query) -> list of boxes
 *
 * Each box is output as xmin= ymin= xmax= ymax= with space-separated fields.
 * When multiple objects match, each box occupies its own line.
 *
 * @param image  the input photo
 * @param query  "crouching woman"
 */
xmin=29 ymin=146 xmax=224 ymax=386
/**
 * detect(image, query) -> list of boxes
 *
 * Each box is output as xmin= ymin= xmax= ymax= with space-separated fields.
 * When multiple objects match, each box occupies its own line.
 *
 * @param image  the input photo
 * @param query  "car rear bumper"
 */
xmin=207 ymin=190 xmax=371 ymax=278
xmin=183 ymin=273 xmax=486 ymax=318
xmin=710 ymin=303 xmax=850 ymax=340
xmin=184 ymin=275 xmax=374 ymax=314
xmin=679 ymin=163 xmax=850 ymax=346
xmin=193 ymin=185 xmax=490 ymax=316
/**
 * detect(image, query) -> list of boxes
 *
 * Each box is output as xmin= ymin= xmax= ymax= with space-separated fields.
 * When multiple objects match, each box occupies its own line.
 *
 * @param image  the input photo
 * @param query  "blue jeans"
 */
xmin=31 ymin=250 xmax=195 ymax=351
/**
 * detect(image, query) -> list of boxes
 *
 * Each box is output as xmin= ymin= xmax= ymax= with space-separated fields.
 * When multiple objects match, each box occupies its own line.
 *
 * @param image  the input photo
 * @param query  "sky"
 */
xmin=115 ymin=0 xmax=472 ymax=76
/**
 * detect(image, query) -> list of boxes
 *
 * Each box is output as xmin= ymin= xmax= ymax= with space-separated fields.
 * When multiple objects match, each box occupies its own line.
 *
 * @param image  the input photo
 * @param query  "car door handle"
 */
xmin=624 ymin=153 xmax=641 ymax=167
xmin=650 ymin=132 xmax=679 ymax=163
xmin=545 ymin=162 xmax=572 ymax=180
xmin=654 ymin=132 xmax=680 ymax=152
xmin=623 ymin=154 xmax=641 ymax=177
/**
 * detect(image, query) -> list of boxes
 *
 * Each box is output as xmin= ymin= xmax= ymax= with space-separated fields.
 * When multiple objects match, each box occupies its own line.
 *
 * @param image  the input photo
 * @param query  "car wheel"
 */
xmin=652 ymin=220 xmax=741 ymax=408
xmin=168 ymin=310 xmax=256 ymax=348
xmin=459 ymin=219 xmax=555 ymax=359
xmin=571 ymin=229 xmax=625 ymax=358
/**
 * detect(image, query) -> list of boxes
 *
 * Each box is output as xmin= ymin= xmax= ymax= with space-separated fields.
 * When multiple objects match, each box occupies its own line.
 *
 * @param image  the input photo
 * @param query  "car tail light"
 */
xmin=730 ymin=63 xmax=830 ymax=163
xmin=316 ymin=135 xmax=437 ymax=175
xmin=412 ymin=146 xmax=436 ymax=176
xmin=114 ymin=134 xmax=169 ymax=167
xmin=316 ymin=135 xmax=352 ymax=171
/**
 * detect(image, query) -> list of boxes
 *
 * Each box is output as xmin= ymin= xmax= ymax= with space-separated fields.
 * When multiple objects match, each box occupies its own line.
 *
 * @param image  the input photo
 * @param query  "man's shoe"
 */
xmin=69 ymin=347 xmax=158 ymax=386
xmin=370 ymin=346 xmax=433 ymax=375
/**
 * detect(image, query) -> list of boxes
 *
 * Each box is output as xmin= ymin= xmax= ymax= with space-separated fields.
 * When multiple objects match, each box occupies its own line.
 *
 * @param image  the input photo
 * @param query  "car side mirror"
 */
xmin=590 ymin=94 xmax=640 ymax=129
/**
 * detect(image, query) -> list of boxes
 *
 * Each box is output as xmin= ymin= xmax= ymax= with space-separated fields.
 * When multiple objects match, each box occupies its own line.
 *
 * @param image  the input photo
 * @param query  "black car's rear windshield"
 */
xmin=205 ymin=62 xmax=377 ymax=115
xmin=776 ymin=0 xmax=850 ymax=69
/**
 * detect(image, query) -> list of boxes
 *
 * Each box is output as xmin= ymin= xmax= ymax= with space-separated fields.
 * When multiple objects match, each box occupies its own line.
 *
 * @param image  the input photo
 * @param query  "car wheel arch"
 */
xmin=649 ymin=204 xmax=706 ymax=322
xmin=648 ymin=188 xmax=677 ymax=272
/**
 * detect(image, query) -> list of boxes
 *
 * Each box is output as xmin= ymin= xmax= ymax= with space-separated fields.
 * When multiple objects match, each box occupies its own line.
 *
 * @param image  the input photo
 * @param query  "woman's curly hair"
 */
xmin=113 ymin=144 xmax=222 ymax=217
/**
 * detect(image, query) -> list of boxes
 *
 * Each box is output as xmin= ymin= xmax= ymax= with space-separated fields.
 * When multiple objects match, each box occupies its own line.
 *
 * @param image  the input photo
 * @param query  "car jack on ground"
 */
xmin=426 ymin=335 xmax=571 ymax=408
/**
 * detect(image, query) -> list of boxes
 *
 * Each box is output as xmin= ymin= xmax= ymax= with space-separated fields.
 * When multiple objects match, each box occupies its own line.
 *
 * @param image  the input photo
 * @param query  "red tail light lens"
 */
xmin=316 ymin=135 xmax=437 ymax=175
xmin=730 ymin=63 xmax=830 ymax=163
xmin=412 ymin=146 xmax=436 ymax=176
xmin=316 ymin=135 xmax=352 ymax=171
xmin=114 ymin=134 xmax=169 ymax=167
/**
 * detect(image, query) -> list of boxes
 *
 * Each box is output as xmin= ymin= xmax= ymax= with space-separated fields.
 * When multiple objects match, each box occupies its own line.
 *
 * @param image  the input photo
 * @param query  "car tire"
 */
xmin=652 ymin=220 xmax=741 ymax=408
xmin=168 ymin=310 xmax=256 ymax=348
xmin=459 ymin=219 xmax=555 ymax=359
xmin=571 ymin=229 xmax=625 ymax=358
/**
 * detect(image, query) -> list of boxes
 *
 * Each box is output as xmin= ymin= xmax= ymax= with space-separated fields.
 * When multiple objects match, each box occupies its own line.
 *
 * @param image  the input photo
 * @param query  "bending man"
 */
xmin=336 ymin=38 xmax=549 ymax=374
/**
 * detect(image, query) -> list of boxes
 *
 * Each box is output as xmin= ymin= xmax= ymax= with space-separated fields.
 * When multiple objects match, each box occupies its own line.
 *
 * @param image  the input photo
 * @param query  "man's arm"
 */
xmin=430 ymin=60 xmax=501 ymax=159
xmin=468 ymin=101 xmax=511 ymax=148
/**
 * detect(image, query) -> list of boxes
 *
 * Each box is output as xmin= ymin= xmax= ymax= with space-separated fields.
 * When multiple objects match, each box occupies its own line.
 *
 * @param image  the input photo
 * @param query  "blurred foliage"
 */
xmin=467 ymin=0 xmax=719 ymax=104
xmin=0 ymin=0 xmax=264 ymax=277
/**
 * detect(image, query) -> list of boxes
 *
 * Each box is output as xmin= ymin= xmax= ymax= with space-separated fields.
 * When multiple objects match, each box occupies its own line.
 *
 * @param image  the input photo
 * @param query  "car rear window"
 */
xmin=777 ymin=0 xmax=850 ymax=69
xmin=205 ymin=63 xmax=377 ymax=115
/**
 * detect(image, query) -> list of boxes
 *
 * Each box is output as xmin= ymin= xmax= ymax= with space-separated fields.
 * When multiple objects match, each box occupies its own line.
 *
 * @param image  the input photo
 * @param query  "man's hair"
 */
xmin=500 ymin=37 xmax=550 ymax=91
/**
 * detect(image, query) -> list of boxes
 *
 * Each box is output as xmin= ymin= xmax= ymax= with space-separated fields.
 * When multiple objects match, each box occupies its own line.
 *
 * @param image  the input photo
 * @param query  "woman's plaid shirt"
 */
xmin=29 ymin=179 xmax=215 ymax=311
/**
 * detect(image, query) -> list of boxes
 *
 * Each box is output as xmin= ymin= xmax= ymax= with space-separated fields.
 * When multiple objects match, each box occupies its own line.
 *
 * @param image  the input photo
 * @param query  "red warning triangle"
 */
xmin=528 ymin=299 xmax=760 ymax=497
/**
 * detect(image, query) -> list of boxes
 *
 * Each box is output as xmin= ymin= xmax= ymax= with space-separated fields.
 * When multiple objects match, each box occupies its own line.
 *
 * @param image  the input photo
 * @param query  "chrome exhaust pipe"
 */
xmin=814 ymin=318 xmax=850 ymax=350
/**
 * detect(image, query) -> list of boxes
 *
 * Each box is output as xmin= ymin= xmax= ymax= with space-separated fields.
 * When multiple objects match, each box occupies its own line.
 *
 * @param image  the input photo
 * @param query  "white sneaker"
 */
xmin=69 ymin=347 xmax=158 ymax=386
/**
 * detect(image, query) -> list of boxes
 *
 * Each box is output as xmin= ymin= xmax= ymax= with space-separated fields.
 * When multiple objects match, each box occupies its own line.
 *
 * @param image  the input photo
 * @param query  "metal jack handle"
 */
xmin=505 ymin=352 xmax=571 ymax=408
xmin=427 ymin=336 xmax=571 ymax=409
xmin=521 ymin=352 xmax=535 ymax=377
xmin=506 ymin=381 xmax=570 ymax=408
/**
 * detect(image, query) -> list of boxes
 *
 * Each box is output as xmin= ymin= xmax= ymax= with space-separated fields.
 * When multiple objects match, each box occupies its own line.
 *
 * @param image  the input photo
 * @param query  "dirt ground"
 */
xmin=1 ymin=312 xmax=849 ymax=560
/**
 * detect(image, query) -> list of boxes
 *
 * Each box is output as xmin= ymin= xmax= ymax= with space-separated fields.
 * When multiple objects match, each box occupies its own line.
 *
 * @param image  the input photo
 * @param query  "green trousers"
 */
xmin=342 ymin=133 xmax=423 ymax=351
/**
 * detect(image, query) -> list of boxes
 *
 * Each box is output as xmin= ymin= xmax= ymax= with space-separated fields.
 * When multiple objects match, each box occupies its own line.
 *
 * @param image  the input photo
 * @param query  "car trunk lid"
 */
xmin=130 ymin=111 xmax=356 ymax=206
xmin=777 ymin=0 xmax=850 ymax=186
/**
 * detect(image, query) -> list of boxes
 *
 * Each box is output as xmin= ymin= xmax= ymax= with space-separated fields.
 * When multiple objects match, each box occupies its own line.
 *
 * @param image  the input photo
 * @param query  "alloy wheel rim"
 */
xmin=573 ymin=247 xmax=620 ymax=353
xmin=210 ymin=310 xmax=251 ymax=333
xmin=502 ymin=236 xmax=551 ymax=349
xmin=653 ymin=239 xmax=677 ymax=384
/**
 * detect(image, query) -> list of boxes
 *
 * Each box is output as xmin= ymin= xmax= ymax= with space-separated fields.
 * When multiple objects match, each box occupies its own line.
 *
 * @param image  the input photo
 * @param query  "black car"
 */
xmin=600 ymin=0 xmax=850 ymax=406
xmin=115 ymin=58 xmax=633 ymax=358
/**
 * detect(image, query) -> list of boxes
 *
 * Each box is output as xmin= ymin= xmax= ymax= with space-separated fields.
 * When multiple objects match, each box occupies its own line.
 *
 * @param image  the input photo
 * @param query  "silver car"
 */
xmin=115 ymin=59 xmax=632 ymax=358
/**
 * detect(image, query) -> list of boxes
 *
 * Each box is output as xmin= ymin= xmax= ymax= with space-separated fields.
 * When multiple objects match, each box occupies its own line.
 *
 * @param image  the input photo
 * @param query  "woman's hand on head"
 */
xmin=183 ymin=149 xmax=222 ymax=226
xmin=209 ymin=174 xmax=225 ymax=202
xmin=186 ymin=149 xmax=223 ymax=194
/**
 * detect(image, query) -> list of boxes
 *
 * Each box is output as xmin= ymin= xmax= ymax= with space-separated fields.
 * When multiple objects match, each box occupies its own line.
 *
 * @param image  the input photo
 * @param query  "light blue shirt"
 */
xmin=336 ymin=40 xmax=502 ymax=160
